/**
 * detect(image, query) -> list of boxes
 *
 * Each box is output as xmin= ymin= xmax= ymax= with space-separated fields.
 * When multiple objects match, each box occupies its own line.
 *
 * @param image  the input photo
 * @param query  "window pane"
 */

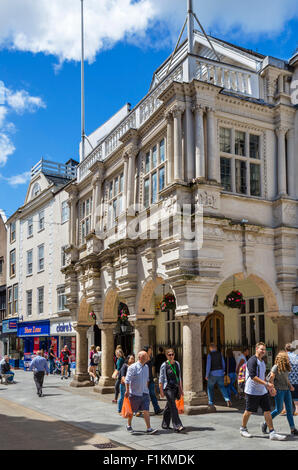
xmin=235 ymin=160 xmax=247 ymax=194
xmin=144 ymin=178 xmax=150 ymax=208
xmin=249 ymin=298 xmax=255 ymax=313
xmin=115 ymin=177 xmax=119 ymax=195
xmin=160 ymin=139 xmax=165 ymax=162
xmin=241 ymin=316 xmax=247 ymax=345
xmin=250 ymin=163 xmax=261 ymax=196
xmin=220 ymin=157 xmax=232 ymax=191
xmin=258 ymin=297 xmax=264 ymax=313
xmin=250 ymin=134 xmax=260 ymax=159
xmin=219 ymin=128 xmax=231 ymax=153
xmin=159 ymin=167 xmax=165 ymax=192
xmin=151 ymin=172 xmax=157 ymax=204
xmin=152 ymin=146 xmax=157 ymax=168
xmin=120 ymin=173 xmax=124 ymax=192
xmin=250 ymin=316 xmax=256 ymax=345
xmin=109 ymin=182 xmax=113 ymax=200
xmin=145 ymin=153 xmax=150 ymax=173
xmin=259 ymin=315 xmax=265 ymax=342
xmin=235 ymin=130 xmax=245 ymax=156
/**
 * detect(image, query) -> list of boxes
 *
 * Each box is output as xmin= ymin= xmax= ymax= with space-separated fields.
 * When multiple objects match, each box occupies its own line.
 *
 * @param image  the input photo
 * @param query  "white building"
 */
xmin=62 ymin=23 xmax=298 ymax=411
xmin=5 ymin=158 xmax=78 ymax=363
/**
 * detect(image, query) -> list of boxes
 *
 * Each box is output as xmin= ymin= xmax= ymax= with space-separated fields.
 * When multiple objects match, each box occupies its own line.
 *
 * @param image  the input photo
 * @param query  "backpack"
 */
xmin=237 ymin=363 xmax=247 ymax=392
xmin=93 ymin=352 xmax=101 ymax=365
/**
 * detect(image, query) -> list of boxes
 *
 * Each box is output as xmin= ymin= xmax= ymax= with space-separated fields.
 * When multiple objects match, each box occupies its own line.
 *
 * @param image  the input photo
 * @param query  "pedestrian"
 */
xmin=240 ymin=342 xmax=286 ymax=440
xmin=112 ymin=349 xmax=125 ymax=403
xmin=48 ymin=345 xmax=56 ymax=375
xmin=159 ymin=348 xmax=185 ymax=432
xmin=0 ymin=355 xmax=15 ymax=383
xmin=262 ymin=351 xmax=298 ymax=436
xmin=93 ymin=346 xmax=102 ymax=383
xmin=236 ymin=348 xmax=250 ymax=375
xmin=225 ymin=348 xmax=239 ymax=400
xmin=60 ymin=345 xmax=71 ymax=380
xmin=29 ymin=350 xmax=49 ymax=397
xmin=118 ymin=354 xmax=135 ymax=414
xmin=205 ymin=343 xmax=232 ymax=408
xmin=155 ymin=347 xmax=167 ymax=376
xmin=285 ymin=343 xmax=298 ymax=415
xmin=143 ymin=346 xmax=163 ymax=415
xmin=125 ymin=350 xmax=158 ymax=434
xmin=88 ymin=345 xmax=97 ymax=384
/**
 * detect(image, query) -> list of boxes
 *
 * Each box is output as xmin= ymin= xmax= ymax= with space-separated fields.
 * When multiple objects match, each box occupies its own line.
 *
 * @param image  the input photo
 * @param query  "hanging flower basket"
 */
xmin=160 ymin=293 xmax=176 ymax=312
xmin=224 ymin=290 xmax=245 ymax=309
xmin=118 ymin=302 xmax=130 ymax=323
xmin=89 ymin=311 xmax=97 ymax=321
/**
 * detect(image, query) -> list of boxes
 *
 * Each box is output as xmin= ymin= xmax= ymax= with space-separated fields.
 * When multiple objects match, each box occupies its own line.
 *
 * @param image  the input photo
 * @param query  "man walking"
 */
xmin=240 ymin=342 xmax=286 ymax=440
xmin=143 ymin=346 xmax=163 ymax=415
xmin=29 ymin=350 xmax=49 ymax=397
xmin=125 ymin=350 xmax=158 ymax=434
xmin=205 ymin=343 xmax=231 ymax=408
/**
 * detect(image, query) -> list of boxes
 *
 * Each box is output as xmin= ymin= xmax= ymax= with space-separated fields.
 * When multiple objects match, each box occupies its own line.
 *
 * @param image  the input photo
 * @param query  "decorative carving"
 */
xmin=195 ymin=190 xmax=219 ymax=210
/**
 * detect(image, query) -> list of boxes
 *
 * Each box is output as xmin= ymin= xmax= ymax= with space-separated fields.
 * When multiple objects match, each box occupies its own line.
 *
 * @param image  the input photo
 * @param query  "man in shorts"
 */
xmin=240 ymin=342 xmax=287 ymax=440
xmin=125 ymin=350 xmax=157 ymax=434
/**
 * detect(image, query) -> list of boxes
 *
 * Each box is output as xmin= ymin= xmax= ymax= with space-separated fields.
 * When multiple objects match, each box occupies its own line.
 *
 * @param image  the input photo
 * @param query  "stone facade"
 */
xmin=64 ymin=32 xmax=298 ymax=411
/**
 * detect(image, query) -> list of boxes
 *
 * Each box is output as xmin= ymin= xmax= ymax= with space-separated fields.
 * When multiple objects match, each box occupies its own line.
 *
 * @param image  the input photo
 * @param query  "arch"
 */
xmin=137 ymin=276 xmax=168 ymax=317
xmin=78 ymin=297 xmax=94 ymax=325
xmin=102 ymin=288 xmax=119 ymax=322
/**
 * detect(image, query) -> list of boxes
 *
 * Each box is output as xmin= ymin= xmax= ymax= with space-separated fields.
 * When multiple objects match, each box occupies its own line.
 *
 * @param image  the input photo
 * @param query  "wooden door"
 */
xmin=201 ymin=312 xmax=225 ymax=380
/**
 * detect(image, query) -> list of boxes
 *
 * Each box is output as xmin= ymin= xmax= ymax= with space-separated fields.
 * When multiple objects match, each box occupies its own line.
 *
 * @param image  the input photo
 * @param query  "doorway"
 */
xmin=201 ymin=311 xmax=225 ymax=378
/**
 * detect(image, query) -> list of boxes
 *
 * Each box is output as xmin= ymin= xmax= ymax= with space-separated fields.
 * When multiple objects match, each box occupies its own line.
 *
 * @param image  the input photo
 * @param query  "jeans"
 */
xmin=207 ymin=375 xmax=230 ymax=405
xmin=226 ymin=372 xmax=238 ymax=399
xmin=148 ymin=381 xmax=161 ymax=413
xmin=271 ymin=389 xmax=295 ymax=429
xmin=118 ymin=383 xmax=126 ymax=413
xmin=115 ymin=376 xmax=121 ymax=400
xmin=49 ymin=359 xmax=55 ymax=374
xmin=5 ymin=372 xmax=14 ymax=383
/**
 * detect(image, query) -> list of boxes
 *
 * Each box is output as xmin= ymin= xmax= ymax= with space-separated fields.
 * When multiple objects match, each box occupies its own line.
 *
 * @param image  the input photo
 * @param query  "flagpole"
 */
xmin=81 ymin=0 xmax=85 ymax=162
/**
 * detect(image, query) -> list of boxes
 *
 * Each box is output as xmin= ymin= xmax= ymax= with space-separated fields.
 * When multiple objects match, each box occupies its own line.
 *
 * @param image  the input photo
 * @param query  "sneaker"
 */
xmin=126 ymin=425 xmax=134 ymax=433
xmin=240 ymin=427 xmax=252 ymax=438
xmin=291 ymin=428 xmax=298 ymax=436
xmin=155 ymin=409 xmax=163 ymax=415
xmin=226 ymin=400 xmax=232 ymax=407
xmin=261 ymin=422 xmax=268 ymax=434
xmin=269 ymin=431 xmax=287 ymax=441
xmin=146 ymin=428 xmax=158 ymax=434
xmin=61 ymin=376 xmax=64 ymax=380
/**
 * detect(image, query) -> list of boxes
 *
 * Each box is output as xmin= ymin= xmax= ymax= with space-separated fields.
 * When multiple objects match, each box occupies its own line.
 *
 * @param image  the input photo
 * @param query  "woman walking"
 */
xmin=88 ymin=345 xmax=97 ymax=384
xmin=159 ymin=348 xmax=185 ymax=433
xmin=118 ymin=355 xmax=135 ymax=414
xmin=262 ymin=351 xmax=298 ymax=436
xmin=112 ymin=348 xmax=125 ymax=403
xmin=225 ymin=349 xmax=239 ymax=400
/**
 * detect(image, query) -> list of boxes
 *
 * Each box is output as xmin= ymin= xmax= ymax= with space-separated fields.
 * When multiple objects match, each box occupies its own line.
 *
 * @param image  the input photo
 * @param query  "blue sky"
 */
xmin=0 ymin=0 xmax=297 ymax=220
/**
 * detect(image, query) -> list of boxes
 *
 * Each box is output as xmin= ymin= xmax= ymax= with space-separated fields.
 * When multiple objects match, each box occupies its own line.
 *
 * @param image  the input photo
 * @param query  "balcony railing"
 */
xmin=31 ymin=158 xmax=77 ymax=180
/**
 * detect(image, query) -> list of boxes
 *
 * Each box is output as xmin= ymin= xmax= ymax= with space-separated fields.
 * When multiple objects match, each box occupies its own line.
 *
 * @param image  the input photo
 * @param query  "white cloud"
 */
xmin=5 ymin=171 xmax=31 ymax=186
xmin=0 ymin=133 xmax=15 ymax=166
xmin=0 ymin=0 xmax=297 ymax=64
xmin=5 ymin=89 xmax=45 ymax=114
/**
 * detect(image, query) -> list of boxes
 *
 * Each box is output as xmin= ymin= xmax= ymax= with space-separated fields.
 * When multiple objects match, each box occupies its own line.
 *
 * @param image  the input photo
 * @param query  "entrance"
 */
xmin=201 ymin=311 xmax=225 ymax=379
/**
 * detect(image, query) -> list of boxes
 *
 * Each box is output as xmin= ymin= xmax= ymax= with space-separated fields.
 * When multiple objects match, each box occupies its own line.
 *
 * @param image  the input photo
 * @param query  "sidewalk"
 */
xmin=0 ymin=370 xmax=297 ymax=450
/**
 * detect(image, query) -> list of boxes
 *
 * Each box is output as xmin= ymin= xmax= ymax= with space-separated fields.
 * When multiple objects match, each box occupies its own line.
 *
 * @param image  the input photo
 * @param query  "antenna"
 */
xmin=81 ymin=0 xmax=85 ymax=162
xmin=166 ymin=0 xmax=220 ymax=75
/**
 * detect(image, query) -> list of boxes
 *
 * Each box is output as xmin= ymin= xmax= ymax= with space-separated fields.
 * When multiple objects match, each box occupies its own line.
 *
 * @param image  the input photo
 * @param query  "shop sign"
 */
xmin=18 ymin=321 xmax=50 ymax=337
xmin=50 ymin=321 xmax=75 ymax=336
xmin=2 ymin=318 xmax=18 ymax=334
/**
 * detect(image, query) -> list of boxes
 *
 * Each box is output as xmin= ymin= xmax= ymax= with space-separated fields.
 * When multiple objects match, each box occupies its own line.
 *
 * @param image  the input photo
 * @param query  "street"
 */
xmin=0 ymin=370 xmax=297 ymax=450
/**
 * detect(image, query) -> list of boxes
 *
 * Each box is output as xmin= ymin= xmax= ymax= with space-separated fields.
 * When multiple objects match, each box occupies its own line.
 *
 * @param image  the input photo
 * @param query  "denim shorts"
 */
xmin=129 ymin=394 xmax=150 ymax=413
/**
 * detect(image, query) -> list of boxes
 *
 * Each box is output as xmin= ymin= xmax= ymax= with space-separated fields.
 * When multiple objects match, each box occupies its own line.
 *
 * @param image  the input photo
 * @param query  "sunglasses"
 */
xmin=167 ymin=353 xmax=174 ymax=356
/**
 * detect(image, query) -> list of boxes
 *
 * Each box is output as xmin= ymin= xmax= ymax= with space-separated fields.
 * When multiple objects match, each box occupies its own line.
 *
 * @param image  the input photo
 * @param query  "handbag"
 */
xmin=112 ymin=369 xmax=119 ymax=380
xmin=175 ymin=395 xmax=184 ymax=414
xmin=121 ymin=396 xmax=133 ymax=418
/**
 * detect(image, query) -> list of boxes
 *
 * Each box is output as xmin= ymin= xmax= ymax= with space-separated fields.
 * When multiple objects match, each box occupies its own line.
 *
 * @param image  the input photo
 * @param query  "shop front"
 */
xmin=2 ymin=318 xmax=23 ymax=367
xmin=50 ymin=318 xmax=76 ymax=367
xmin=17 ymin=320 xmax=59 ymax=362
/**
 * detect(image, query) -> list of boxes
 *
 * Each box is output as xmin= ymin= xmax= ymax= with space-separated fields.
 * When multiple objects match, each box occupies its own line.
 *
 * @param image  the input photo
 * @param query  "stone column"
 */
xmin=185 ymin=99 xmax=195 ymax=181
xmin=193 ymin=104 xmax=205 ymax=179
xmin=127 ymin=152 xmax=136 ymax=208
xmin=68 ymin=192 xmax=78 ymax=246
xmin=286 ymin=128 xmax=295 ymax=198
xmin=123 ymin=154 xmax=129 ymax=211
xmin=165 ymin=111 xmax=174 ymax=184
xmin=206 ymin=107 xmax=217 ymax=182
xmin=70 ymin=323 xmax=92 ymax=387
xmin=274 ymin=316 xmax=294 ymax=350
xmin=94 ymin=323 xmax=116 ymax=394
xmin=92 ymin=175 xmax=103 ymax=232
xmin=182 ymin=315 xmax=209 ymax=414
xmin=133 ymin=319 xmax=153 ymax=357
xmin=173 ymin=106 xmax=184 ymax=182
xmin=276 ymin=127 xmax=287 ymax=196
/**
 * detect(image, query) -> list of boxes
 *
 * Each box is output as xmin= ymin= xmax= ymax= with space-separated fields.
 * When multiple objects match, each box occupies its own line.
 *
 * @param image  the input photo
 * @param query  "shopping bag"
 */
xmin=121 ymin=396 xmax=133 ymax=418
xmin=175 ymin=395 xmax=184 ymax=414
